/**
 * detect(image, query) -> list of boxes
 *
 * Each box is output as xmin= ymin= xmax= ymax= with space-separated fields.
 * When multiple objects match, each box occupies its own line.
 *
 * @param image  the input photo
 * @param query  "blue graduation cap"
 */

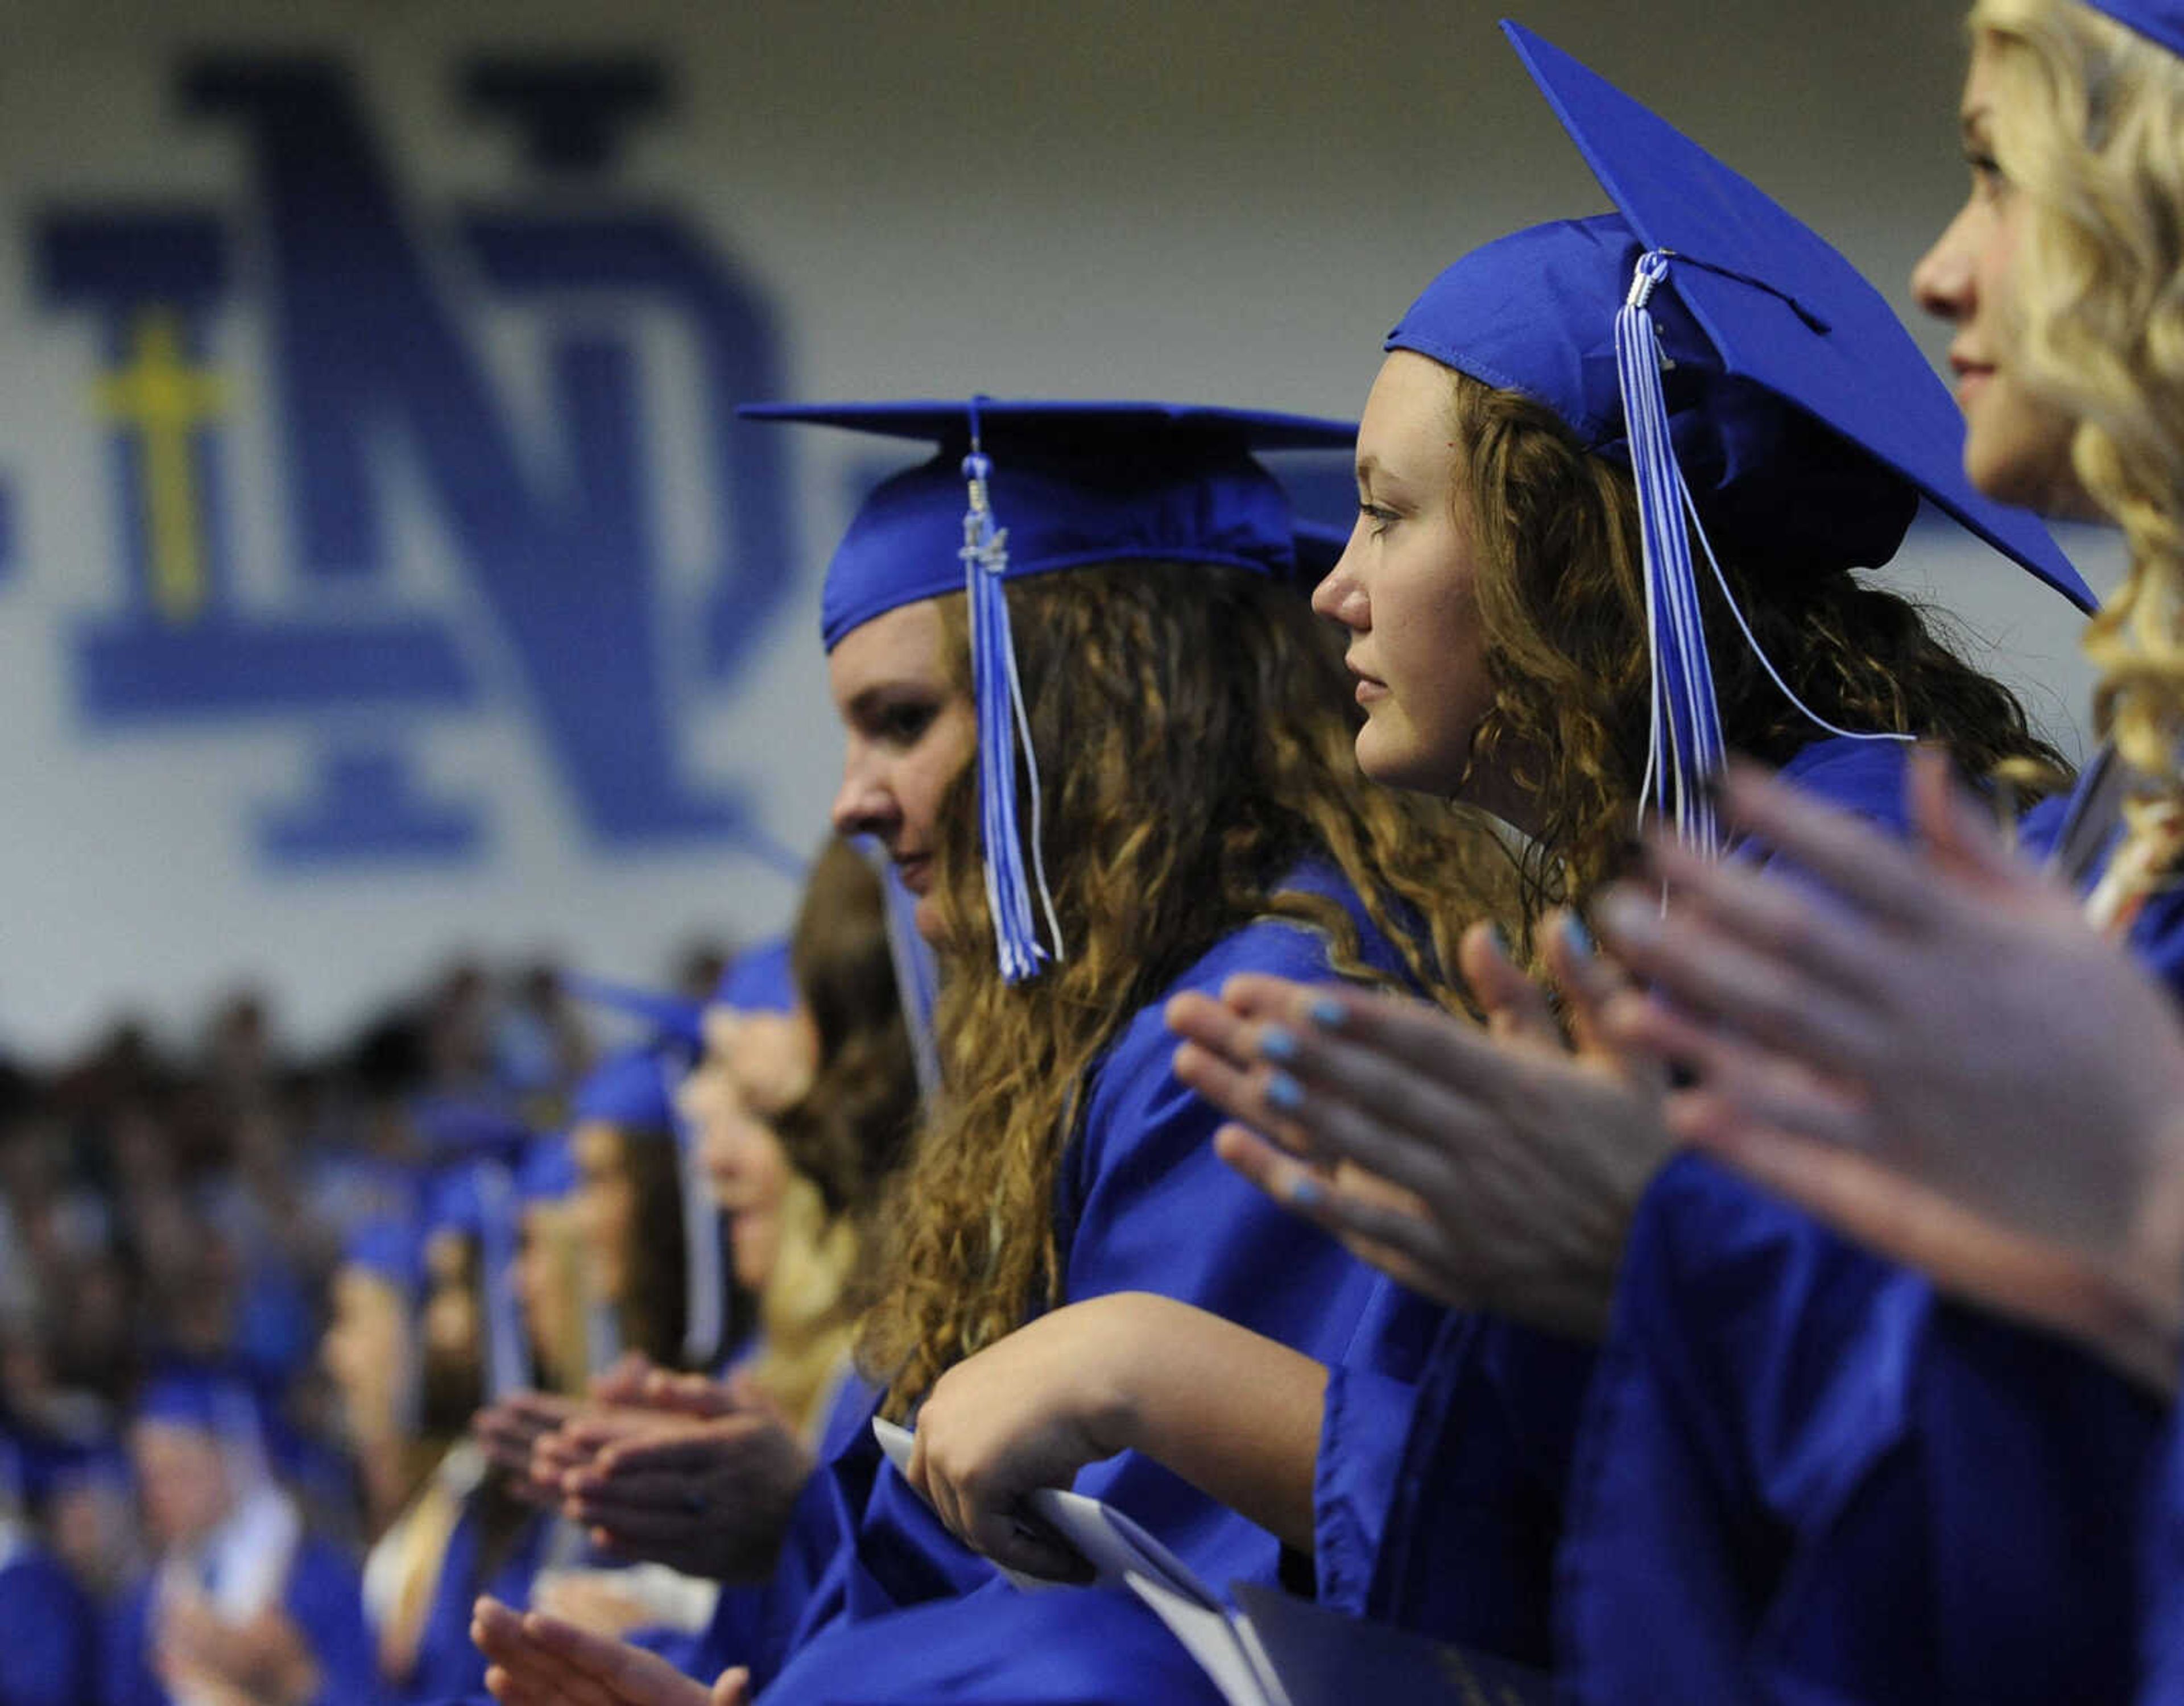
xmin=517 ymin=1132 xmax=581 ymax=1204
xmin=565 ymin=976 xmax=705 ymax=1062
xmin=2086 ymin=1 xmax=2184 ymax=56
xmin=716 ymin=938 xmax=796 ymax=1015
xmin=739 ymin=399 xmax=1356 ymax=980
xmin=341 ymin=1215 xmax=424 ymax=1297
xmin=410 ymin=1095 xmax=531 ymax=1167
xmin=1397 ymin=23 xmax=2094 ymax=848
xmin=133 ymin=1369 xmax=273 ymax=1487
xmin=569 ymin=1044 xmax=679 ymax=1133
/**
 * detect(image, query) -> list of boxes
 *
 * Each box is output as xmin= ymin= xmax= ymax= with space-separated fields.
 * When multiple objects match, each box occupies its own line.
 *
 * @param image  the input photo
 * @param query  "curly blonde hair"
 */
xmin=1446 ymin=368 xmax=2070 ymax=909
xmin=858 ymin=564 xmax=1517 ymax=1415
xmin=1968 ymin=0 xmax=2184 ymax=842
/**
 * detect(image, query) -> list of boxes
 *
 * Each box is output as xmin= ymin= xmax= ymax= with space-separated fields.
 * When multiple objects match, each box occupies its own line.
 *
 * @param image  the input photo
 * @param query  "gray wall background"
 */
xmin=0 ymin=0 xmax=2119 ymax=1052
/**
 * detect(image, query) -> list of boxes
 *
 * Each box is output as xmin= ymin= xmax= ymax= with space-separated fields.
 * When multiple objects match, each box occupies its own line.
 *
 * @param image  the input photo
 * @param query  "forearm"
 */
xmin=1091 ymin=1292 xmax=1327 ymax=1551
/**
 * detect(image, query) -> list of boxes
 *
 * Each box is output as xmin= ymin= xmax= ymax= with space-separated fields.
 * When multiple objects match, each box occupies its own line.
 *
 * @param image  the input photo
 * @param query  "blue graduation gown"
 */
xmin=390 ymin=1501 xmax=552 ymax=1705
xmin=747 ymin=863 xmax=1407 ymax=1703
xmin=102 ymin=1533 xmax=382 ymax=1706
xmin=1556 ymin=742 xmax=2178 ymax=1706
xmin=0 ymin=1543 xmax=95 ymax=1706
xmin=1309 ymin=736 xmax=1915 ymax=1673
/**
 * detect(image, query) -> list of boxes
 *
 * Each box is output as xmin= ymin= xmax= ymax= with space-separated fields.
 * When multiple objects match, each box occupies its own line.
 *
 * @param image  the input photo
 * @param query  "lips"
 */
xmin=1346 ymin=657 xmax=1389 ymax=702
xmin=894 ymin=852 xmax=934 ymax=894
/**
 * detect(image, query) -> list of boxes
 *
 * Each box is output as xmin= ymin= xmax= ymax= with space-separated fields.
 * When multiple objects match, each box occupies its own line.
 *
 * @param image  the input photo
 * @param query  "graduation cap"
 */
xmin=715 ymin=939 xmax=797 ymax=1015
xmin=133 ymin=1368 xmax=275 ymax=1496
xmin=738 ymin=400 xmax=1356 ymax=982
xmin=340 ymin=1215 xmax=424 ymax=1297
xmin=2085 ymin=0 xmax=2184 ymax=57
xmin=569 ymin=1043 xmax=679 ymax=1133
xmin=1396 ymin=22 xmax=2094 ymax=848
xmin=517 ymin=1132 xmax=581 ymax=1204
xmin=410 ymin=1094 xmax=531 ymax=1167
xmin=565 ymin=976 xmax=705 ymax=1062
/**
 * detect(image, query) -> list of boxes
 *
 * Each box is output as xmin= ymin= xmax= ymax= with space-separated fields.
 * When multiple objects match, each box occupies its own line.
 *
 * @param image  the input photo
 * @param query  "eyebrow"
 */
xmin=845 ymin=682 xmax=929 ymax=723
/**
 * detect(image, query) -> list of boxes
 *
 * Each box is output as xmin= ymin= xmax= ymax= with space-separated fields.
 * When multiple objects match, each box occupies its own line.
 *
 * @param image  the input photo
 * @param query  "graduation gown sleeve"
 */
xmin=1558 ymin=740 xmax=2180 ymax=1706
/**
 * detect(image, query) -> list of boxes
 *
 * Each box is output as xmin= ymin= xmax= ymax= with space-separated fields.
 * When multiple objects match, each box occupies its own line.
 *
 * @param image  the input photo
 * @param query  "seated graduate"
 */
xmin=469 ymin=397 xmax=1499 ymax=1705
xmin=0 ymin=1428 xmax=97 ymax=1706
xmin=897 ymin=19 xmax=2088 ymax=1679
xmin=101 ymin=1368 xmax=378 ymax=1706
xmin=527 ymin=838 xmax=930 ymax=1689
xmin=1535 ymin=0 xmax=2184 ymax=1696
xmin=1165 ymin=26 xmax=2157 ymax=1706
xmin=470 ymin=950 xmax=800 ymax=1502
xmin=346 ymin=1142 xmax=568 ymax=1706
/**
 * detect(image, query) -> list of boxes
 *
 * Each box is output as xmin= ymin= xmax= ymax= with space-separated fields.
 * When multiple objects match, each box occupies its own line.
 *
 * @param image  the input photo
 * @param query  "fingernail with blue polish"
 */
xmin=1562 ymin=911 xmax=1594 ymax=958
xmin=1308 ymin=997 xmax=1347 ymax=1030
xmin=1258 ymin=1025 xmax=1299 ymax=1063
xmin=1288 ymin=1175 xmax=1326 ymax=1208
xmin=1266 ymin=1071 xmax=1305 ymax=1113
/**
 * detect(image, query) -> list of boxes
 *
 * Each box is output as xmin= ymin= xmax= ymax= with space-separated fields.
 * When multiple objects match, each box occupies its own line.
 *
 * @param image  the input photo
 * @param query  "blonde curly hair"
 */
xmin=1970 ymin=0 xmax=2184 ymax=831
xmin=857 ymin=563 xmax=1519 ymax=1416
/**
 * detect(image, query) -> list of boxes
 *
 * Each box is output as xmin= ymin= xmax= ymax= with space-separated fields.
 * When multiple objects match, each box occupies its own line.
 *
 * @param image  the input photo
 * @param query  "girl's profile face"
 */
xmin=1911 ymin=37 xmax=2090 ymax=515
xmin=685 ymin=1004 xmax=814 ymax=1293
xmin=1313 ymin=351 xmax=1498 ymax=802
xmin=827 ymin=598 xmax=977 ymax=944
xmin=321 ymin=1266 xmax=408 ymax=1447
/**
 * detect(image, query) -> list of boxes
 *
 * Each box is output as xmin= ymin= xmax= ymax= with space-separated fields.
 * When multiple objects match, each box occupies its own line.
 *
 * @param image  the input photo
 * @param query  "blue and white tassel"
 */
xmin=1616 ymin=252 xmax=1910 ymax=860
xmin=473 ymin=1160 xmax=531 ymax=1403
xmin=960 ymin=401 xmax=1065 ymax=983
xmin=663 ymin=1051 xmax=726 ymax=1369
xmin=1616 ymin=250 xmax=1728 ymax=854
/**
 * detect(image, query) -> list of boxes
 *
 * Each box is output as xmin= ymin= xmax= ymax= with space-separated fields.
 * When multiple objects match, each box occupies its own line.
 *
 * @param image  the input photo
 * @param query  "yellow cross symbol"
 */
xmin=94 ymin=308 xmax=228 ymax=625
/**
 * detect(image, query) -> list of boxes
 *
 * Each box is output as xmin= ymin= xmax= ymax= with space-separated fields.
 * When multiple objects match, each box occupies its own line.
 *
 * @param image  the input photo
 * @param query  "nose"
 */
xmin=831 ymin=746 xmax=896 ymax=839
xmin=1311 ymin=521 xmax=1371 ymax=629
xmin=1912 ymin=201 xmax=1978 ymax=326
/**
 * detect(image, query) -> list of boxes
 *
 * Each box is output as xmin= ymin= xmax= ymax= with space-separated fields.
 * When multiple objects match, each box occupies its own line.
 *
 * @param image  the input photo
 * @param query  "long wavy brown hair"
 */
xmin=615 ymin=1129 xmax=692 ymax=1368
xmin=754 ymin=837 xmax=924 ymax=1435
xmin=858 ymin=564 xmax=1515 ymax=1415
xmin=1972 ymin=0 xmax=2184 ymax=859
xmin=776 ymin=837 xmax=920 ymax=1228
xmin=1445 ymin=368 xmax=2071 ymax=910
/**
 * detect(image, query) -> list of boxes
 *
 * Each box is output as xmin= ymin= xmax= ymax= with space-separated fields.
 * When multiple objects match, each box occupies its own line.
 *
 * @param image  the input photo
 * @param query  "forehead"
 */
xmin=827 ymin=597 xmax=950 ymax=703
xmin=1963 ymin=33 xmax=2001 ymax=117
xmin=1358 ymin=351 xmax=1457 ymax=471
xmin=131 ymin=1419 xmax=222 ymax=1461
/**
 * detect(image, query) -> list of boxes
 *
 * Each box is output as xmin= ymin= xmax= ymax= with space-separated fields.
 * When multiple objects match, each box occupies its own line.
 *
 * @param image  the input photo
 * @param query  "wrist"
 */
xmin=1069 ymin=1292 xmax=1165 ymax=1460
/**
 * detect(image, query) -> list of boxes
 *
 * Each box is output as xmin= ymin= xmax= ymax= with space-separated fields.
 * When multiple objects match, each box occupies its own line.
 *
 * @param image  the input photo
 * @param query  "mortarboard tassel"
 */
xmin=1616 ymin=250 xmax=1727 ymax=855
xmin=857 ymin=835 xmax=942 ymax=1102
xmin=664 ymin=1050 xmax=727 ymax=1368
xmin=959 ymin=400 xmax=1065 ymax=983
xmin=471 ymin=1160 xmax=531 ymax=1403
xmin=1618 ymin=252 xmax=1913 ymax=858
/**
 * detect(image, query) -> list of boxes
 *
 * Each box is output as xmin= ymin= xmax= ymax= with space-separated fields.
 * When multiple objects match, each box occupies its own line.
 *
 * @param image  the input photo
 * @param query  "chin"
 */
xmin=1353 ymin=720 xmax=1464 ymax=798
xmin=912 ymin=892 xmax=946 ymax=946
xmin=1964 ymin=394 xmax=2088 ymax=519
